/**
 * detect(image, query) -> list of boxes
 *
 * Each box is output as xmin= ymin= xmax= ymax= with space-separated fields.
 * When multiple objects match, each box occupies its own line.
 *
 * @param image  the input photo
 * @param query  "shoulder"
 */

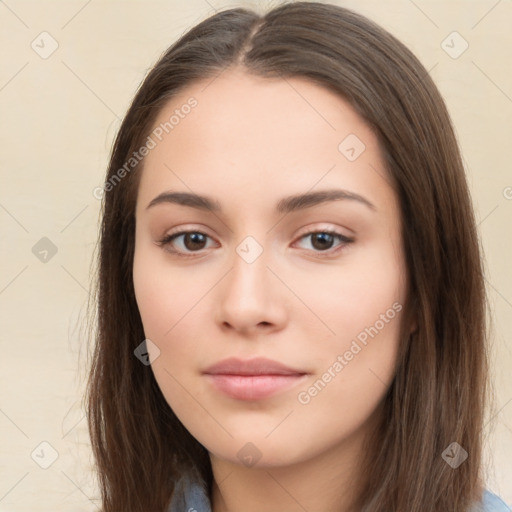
xmin=479 ymin=489 xmax=511 ymax=512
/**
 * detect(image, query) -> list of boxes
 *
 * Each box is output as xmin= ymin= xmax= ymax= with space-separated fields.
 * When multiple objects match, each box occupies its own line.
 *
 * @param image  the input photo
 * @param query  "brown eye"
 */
xmin=181 ymin=232 xmax=208 ymax=251
xmin=295 ymin=230 xmax=354 ymax=255
xmin=310 ymin=232 xmax=336 ymax=251
xmin=157 ymin=230 xmax=215 ymax=256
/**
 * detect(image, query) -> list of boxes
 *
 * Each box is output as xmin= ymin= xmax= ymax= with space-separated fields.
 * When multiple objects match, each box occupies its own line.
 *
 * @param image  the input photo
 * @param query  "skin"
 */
xmin=133 ymin=67 xmax=410 ymax=512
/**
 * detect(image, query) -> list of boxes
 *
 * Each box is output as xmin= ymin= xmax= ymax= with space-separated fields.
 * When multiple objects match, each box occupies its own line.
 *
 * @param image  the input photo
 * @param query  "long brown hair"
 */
xmin=85 ymin=2 xmax=489 ymax=510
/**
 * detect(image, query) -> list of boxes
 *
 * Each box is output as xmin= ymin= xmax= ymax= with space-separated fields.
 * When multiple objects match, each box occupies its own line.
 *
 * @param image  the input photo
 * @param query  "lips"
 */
xmin=202 ymin=357 xmax=308 ymax=401
xmin=203 ymin=357 xmax=306 ymax=376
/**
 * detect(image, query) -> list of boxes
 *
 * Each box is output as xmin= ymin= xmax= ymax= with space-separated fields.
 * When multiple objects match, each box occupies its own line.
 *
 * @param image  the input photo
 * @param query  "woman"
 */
xmin=86 ymin=2 xmax=510 ymax=511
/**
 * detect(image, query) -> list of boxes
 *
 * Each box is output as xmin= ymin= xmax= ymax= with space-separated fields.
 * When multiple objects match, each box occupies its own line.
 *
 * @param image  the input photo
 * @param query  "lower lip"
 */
xmin=205 ymin=374 xmax=307 ymax=401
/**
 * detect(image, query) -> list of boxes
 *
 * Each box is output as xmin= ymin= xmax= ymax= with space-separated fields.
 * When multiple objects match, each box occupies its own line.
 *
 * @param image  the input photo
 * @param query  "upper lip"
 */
xmin=202 ymin=357 xmax=307 ymax=376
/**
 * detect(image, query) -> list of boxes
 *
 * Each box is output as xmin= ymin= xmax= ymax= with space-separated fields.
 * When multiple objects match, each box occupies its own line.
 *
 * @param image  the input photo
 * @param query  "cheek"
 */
xmin=292 ymin=240 xmax=405 ymax=425
xmin=132 ymin=243 xmax=212 ymax=389
xmin=133 ymin=251 xmax=207 ymax=432
xmin=298 ymin=240 xmax=405 ymax=343
xmin=133 ymin=243 xmax=208 ymax=339
xmin=293 ymin=304 xmax=402 ymax=455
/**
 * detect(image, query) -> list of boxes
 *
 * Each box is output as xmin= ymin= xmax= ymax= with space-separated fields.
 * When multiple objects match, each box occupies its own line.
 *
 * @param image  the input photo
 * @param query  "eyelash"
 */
xmin=155 ymin=229 xmax=354 ymax=259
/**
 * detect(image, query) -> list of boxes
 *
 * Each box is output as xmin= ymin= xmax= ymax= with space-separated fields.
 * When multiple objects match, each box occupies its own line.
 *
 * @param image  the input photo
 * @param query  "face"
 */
xmin=132 ymin=67 xmax=408 ymax=469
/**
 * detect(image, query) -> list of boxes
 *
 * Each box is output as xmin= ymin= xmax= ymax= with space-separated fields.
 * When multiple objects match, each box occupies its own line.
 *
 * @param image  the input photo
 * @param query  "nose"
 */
xmin=215 ymin=243 xmax=288 ymax=336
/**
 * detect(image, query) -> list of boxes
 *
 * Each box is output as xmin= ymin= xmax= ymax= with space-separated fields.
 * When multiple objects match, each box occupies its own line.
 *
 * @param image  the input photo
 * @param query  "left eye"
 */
xmin=295 ymin=231 xmax=353 ymax=253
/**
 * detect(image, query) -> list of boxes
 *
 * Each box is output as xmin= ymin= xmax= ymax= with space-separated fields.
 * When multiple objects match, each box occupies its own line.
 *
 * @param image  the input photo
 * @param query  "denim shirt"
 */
xmin=168 ymin=472 xmax=511 ymax=512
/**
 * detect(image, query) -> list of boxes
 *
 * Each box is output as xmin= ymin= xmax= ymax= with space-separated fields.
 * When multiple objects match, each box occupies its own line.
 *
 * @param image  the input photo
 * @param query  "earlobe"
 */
xmin=402 ymin=305 xmax=418 ymax=337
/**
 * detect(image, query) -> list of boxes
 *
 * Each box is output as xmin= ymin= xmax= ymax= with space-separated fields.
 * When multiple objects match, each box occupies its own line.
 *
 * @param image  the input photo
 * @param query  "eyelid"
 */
xmin=157 ymin=224 xmax=215 ymax=244
xmin=294 ymin=223 xmax=353 ymax=239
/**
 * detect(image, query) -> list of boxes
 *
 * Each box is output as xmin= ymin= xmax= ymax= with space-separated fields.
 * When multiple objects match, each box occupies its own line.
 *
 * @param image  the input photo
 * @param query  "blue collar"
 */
xmin=168 ymin=472 xmax=510 ymax=512
xmin=168 ymin=471 xmax=211 ymax=512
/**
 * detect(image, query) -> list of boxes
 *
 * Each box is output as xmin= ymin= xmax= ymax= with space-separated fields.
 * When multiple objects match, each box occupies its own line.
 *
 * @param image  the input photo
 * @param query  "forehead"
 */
xmin=136 ymin=68 xmax=395 ymax=215
xmin=148 ymin=67 xmax=374 ymax=151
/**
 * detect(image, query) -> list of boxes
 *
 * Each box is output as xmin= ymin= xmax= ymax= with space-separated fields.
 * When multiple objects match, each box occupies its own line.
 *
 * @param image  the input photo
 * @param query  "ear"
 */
xmin=402 ymin=300 xmax=418 ymax=336
xmin=403 ymin=287 xmax=418 ymax=336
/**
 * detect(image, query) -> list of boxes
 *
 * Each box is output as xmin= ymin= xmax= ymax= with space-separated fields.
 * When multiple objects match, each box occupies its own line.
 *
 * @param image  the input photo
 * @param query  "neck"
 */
xmin=209 ymin=424 xmax=373 ymax=512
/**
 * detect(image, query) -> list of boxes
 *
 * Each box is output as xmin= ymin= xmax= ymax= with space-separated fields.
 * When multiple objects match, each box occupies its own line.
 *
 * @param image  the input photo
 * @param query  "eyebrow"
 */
xmin=145 ymin=189 xmax=376 ymax=213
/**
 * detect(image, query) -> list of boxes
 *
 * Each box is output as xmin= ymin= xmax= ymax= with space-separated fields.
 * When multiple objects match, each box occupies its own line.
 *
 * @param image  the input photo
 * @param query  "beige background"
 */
xmin=0 ymin=0 xmax=510 ymax=510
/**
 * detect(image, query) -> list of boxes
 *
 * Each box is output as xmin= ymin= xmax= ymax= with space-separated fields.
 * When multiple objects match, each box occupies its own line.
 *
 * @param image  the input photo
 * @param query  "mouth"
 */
xmin=202 ymin=357 xmax=309 ymax=401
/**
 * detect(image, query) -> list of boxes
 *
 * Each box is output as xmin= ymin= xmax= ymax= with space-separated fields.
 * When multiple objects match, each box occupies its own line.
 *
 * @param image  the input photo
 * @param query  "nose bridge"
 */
xmin=228 ymin=234 xmax=269 ymax=300
xmin=215 ymin=232 xmax=286 ymax=332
